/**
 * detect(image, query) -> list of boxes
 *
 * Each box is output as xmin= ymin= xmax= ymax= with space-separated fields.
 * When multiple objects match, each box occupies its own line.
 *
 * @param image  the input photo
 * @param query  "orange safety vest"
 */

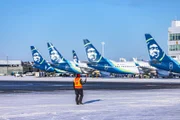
xmin=74 ymin=77 xmax=82 ymax=89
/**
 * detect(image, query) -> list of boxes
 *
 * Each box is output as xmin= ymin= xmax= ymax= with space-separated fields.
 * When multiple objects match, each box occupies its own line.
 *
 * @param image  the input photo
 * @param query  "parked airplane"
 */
xmin=47 ymin=43 xmax=82 ymax=74
xmin=72 ymin=50 xmax=95 ymax=74
xmin=30 ymin=46 xmax=66 ymax=73
xmin=145 ymin=33 xmax=180 ymax=75
xmin=83 ymin=39 xmax=140 ymax=74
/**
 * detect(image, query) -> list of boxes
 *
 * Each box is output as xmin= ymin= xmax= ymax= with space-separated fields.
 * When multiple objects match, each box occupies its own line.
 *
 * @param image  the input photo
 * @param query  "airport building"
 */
xmin=168 ymin=20 xmax=180 ymax=61
xmin=0 ymin=60 xmax=33 ymax=75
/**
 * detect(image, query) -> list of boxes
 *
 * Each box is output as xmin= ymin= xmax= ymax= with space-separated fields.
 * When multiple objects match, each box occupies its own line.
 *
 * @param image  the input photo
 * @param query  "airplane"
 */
xmin=72 ymin=50 xmax=95 ymax=74
xmin=30 ymin=46 xmax=66 ymax=73
xmin=144 ymin=33 xmax=180 ymax=76
xmin=83 ymin=39 xmax=140 ymax=75
xmin=47 ymin=43 xmax=82 ymax=74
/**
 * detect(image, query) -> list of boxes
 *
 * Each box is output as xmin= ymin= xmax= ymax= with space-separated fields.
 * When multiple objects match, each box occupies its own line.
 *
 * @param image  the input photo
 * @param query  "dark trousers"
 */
xmin=75 ymin=89 xmax=84 ymax=104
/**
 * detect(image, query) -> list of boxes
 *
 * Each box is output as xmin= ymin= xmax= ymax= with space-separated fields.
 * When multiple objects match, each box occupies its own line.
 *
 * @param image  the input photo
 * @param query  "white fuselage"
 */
xmin=109 ymin=60 xmax=140 ymax=74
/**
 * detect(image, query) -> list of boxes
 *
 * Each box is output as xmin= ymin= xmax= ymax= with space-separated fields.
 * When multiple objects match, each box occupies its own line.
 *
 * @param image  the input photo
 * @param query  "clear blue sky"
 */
xmin=0 ymin=0 xmax=179 ymax=61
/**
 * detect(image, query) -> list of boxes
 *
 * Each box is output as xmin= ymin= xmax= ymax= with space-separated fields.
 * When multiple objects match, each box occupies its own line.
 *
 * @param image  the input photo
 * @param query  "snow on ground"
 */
xmin=0 ymin=89 xmax=180 ymax=120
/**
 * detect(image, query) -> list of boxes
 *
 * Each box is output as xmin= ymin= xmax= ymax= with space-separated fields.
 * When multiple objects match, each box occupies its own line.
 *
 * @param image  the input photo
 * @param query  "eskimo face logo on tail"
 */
xmin=149 ymin=44 xmax=160 ymax=59
xmin=50 ymin=50 xmax=60 ymax=62
xmin=33 ymin=52 xmax=42 ymax=64
xmin=86 ymin=47 xmax=98 ymax=62
xmin=73 ymin=55 xmax=78 ymax=63
xmin=50 ymin=49 xmax=63 ymax=63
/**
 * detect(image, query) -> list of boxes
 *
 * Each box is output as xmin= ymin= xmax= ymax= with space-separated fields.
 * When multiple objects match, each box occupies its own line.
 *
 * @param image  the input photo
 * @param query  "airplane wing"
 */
xmin=133 ymin=58 xmax=156 ymax=75
xmin=78 ymin=66 xmax=96 ymax=74
xmin=138 ymin=66 xmax=156 ymax=74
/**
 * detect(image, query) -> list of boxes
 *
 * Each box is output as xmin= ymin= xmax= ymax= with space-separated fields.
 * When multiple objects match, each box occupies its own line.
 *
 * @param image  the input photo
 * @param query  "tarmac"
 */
xmin=0 ymin=76 xmax=180 ymax=92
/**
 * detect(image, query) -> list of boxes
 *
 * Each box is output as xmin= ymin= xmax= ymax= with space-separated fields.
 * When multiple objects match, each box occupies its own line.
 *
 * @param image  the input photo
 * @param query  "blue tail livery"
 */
xmin=72 ymin=50 xmax=79 ymax=64
xmin=30 ymin=46 xmax=55 ymax=72
xmin=47 ymin=43 xmax=66 ymax=64
xmin=145 ymin=34 xmax=180 ymax=73
xmin=47 ymin=43 xmax=82 ymax=74
xmin=83 ymin=39 xmax=106 ymax=63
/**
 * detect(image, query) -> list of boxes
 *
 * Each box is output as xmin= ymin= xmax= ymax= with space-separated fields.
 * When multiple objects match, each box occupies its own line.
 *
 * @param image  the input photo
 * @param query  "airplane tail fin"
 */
xmin=30 ymin=46 xmax=44 ymax=65
xmin=145 ymin=34 xmax=168 ymax=62
xmin=132 ymin=58 xmax=144 ymax=74
xmin=133 ymin=58 xmax=140 ymax=67
xmin=47 ymin=42 xmax=66 ymax=64
xmin=83 ymin=39 xmax=105 ymax=63
xmin=30 ymin=46 xmax=54 ymax=72
xmin=72 ymin=50 xmax=80 ymax=64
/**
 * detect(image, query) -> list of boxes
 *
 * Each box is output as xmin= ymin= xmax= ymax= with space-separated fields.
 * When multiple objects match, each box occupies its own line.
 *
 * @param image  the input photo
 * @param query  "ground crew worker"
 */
xmin=73 ymin=74 xmax=87 ymax=105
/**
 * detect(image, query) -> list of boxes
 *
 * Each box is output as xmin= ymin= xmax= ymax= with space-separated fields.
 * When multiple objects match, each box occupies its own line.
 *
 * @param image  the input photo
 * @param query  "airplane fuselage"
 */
xmin=88 ymin=59 xmax=140 ymax=74
xmin=150 ymin=61 xmax=180 ymax=73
